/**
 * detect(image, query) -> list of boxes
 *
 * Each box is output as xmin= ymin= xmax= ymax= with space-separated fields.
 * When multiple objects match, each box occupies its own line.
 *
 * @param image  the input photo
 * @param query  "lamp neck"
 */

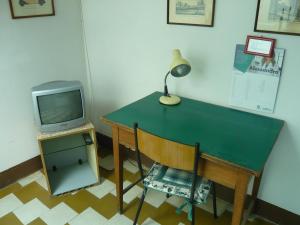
xmin=164 ymin=71 xmax=170 ymax=96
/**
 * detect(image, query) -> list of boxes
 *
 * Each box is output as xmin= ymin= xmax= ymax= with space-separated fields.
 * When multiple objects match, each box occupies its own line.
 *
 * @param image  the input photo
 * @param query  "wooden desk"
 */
xmin=101 ymin=92 xmax=283 ymax=225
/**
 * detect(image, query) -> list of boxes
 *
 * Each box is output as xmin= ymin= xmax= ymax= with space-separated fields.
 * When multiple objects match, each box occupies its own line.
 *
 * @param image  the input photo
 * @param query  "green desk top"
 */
xmin=104 ymin=92 xmax=284 ymax=172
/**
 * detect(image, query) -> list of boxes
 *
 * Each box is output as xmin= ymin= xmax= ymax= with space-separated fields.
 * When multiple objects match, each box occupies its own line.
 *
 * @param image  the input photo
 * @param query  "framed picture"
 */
xmin=244 ymin=35 xmax=276 ymax=57
xmin=254 ymin=0 xmax=300 ymax=36
xmin=167 ymin=0 xmax=215 ymax=27
xmin=9 ymin=0 xmax=55 ymax=19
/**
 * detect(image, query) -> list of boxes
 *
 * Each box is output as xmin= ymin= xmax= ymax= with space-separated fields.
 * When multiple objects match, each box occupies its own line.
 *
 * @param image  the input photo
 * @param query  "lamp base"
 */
xmin=159 ymin=95 xmax=181 ymax=105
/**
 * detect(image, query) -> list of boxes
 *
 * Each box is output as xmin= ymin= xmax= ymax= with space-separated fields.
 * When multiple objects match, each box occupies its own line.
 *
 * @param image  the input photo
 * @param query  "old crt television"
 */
xmin=32 ymin=80 xmax=86 ymax=132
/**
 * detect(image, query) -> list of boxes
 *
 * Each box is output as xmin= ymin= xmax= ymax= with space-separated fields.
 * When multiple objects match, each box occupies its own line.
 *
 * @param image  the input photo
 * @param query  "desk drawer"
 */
xmin=200 ymin=159 xmax=238 ymax=189
xmin=119 ymin=128 xmax=135 ymax=150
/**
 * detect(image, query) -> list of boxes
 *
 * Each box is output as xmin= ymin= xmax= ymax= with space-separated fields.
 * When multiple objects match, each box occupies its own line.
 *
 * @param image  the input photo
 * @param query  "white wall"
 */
xmin=81 ymin=0 xmax=300 ymax=215
xmin=0 ymin=0 xmax=88 ymax=172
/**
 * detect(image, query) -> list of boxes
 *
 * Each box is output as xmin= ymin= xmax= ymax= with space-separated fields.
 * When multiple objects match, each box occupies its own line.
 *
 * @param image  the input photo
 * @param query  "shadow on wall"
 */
xmin=260 ymin=122 xmax=300 ymax=214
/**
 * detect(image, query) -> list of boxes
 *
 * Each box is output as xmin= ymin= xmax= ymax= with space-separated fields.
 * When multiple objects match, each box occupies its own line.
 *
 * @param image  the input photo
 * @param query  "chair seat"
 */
xmin=143 ymin=163 xmax=211 ymax=204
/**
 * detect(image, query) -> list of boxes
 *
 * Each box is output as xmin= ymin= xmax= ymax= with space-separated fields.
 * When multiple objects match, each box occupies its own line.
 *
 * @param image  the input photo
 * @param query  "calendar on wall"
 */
xmin=229 ymin=44 xmax=285 ymax=113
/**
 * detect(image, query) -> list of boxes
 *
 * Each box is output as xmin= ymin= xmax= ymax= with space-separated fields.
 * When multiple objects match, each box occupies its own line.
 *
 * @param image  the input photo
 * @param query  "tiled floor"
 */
xmin=0 ymin=159 xmax=275 ymax=225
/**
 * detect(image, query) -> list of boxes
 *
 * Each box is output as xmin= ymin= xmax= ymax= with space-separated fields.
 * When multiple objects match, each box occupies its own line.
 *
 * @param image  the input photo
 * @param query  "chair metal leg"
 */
xmin=191 ymin=204 xmax=195 ymax=225
xmin=133 ymin=189 xmax=147 ymax=225
xmin=212 ymin=182 xmax=218 ymax=219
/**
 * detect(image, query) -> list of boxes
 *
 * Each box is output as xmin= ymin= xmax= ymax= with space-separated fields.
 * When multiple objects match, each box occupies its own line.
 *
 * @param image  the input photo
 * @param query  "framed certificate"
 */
xmin=244 ymin=35 xmax=276 ymax=57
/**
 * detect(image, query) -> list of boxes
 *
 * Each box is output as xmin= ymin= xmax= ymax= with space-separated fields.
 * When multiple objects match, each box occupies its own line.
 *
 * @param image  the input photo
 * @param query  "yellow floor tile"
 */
xmin=63 ymin=189 xmax=102 ymax=214
xmin=0 ymin=183 xmax=22 ymax=199
xmin=14 ymin=182 xmax=68 ymax=208
xmin=91 ymin=193 xmax=125 ymax=219
xmin=27 ymin=217 xmax=47 ymax=225
xmin=0 ymin=212 xmax=23 ymax=225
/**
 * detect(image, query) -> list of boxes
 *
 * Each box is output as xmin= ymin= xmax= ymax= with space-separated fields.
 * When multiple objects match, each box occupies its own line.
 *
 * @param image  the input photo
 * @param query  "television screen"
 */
xmin=37 ymin=90 xmax=83 ymax=125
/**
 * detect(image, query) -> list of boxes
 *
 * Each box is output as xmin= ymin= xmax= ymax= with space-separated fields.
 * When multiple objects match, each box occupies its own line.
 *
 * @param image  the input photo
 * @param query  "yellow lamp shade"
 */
xmin=170 ymin=49 xmax=191 ymax=77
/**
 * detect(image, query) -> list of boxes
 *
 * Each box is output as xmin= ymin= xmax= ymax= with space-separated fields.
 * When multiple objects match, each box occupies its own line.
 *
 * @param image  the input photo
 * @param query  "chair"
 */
xmin=132 ymin=123 xmax=217 ymax=225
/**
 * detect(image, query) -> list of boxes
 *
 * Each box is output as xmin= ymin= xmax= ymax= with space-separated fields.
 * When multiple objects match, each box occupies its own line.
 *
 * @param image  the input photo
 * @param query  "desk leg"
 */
xmin=232 ymin=172 xmax=250 ymax=225
xmin=240 ymin=172 xmax=263 ymax=225
xmin=112 ymin=126 xmax=124 ymax=213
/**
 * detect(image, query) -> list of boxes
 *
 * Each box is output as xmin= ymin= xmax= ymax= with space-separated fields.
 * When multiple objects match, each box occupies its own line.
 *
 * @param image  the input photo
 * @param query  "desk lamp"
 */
xmin=159 ymin=49 xmax=191 ymax=105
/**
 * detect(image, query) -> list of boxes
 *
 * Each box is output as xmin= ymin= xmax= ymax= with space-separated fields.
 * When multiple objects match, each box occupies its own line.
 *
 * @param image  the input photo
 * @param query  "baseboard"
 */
xmin=0 ymin=133 xmax=107 ymax=189
xmin=0 ymin=155 xmax=42 ymax=189
xmin=254 ymin=200 xmax=300 ymax=225
xmin=215 ymin=182 xmax=300 ymax=225
xmin=0 ymin=132 xmax=108 ymax=189
xmin=97 ymin=132 xmax=300 ymax=225
xmin=96 ymin=132 xmax=113 ymax=157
